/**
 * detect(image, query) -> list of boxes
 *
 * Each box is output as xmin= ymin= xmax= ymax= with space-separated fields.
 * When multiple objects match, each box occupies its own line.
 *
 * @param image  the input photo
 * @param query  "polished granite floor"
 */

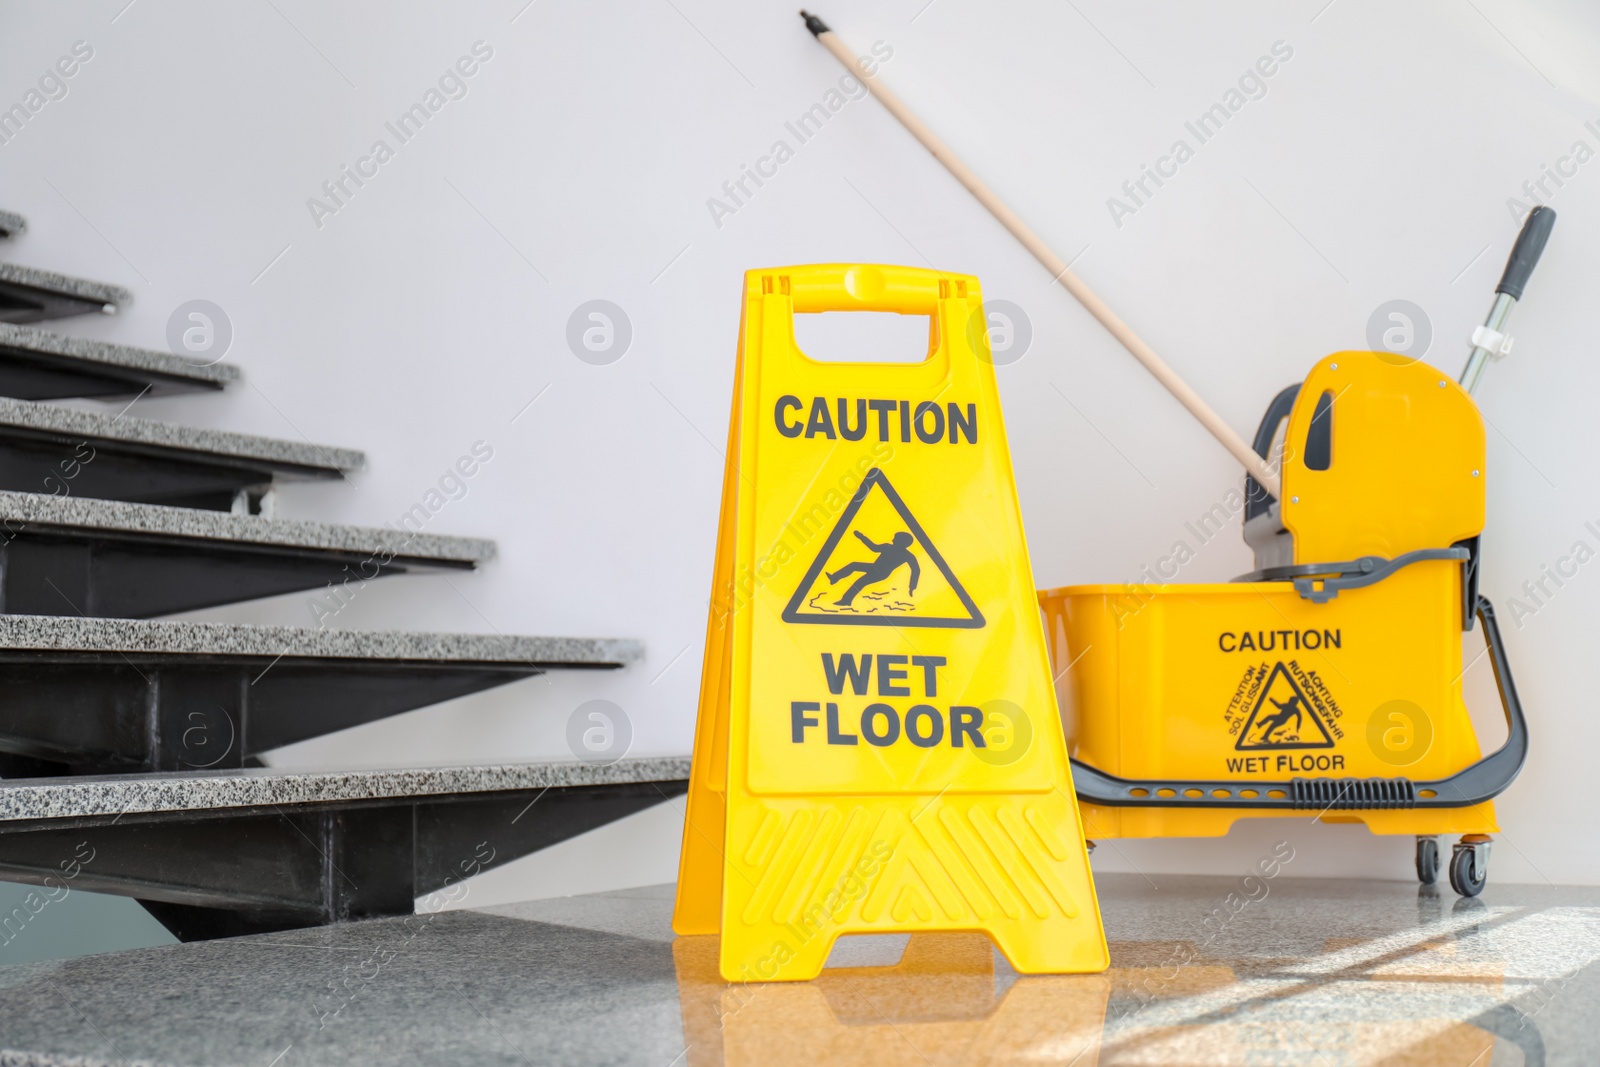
xmin=2 ymin=873 xmax=1598 ymax=1066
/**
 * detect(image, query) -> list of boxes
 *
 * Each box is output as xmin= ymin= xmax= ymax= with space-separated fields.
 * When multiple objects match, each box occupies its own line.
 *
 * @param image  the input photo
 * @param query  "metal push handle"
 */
xmin=1461 ymin=206 xmax=1556 ymax=394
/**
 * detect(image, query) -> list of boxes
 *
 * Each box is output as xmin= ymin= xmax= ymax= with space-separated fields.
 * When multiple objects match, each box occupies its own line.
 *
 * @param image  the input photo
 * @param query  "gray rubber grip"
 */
xmin=1497 ymin=206 xmax=1556 ymax=300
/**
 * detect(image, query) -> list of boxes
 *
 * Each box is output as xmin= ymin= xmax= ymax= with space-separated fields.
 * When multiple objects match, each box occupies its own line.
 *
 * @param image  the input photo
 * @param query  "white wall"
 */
xmin=2 ymin=0 xmax=1598 ymax=897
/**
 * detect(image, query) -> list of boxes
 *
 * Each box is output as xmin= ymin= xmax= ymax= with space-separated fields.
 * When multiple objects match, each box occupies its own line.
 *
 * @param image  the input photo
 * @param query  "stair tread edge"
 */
xmin=0 ymin=757 xmax=693 ymax=821
xmin=0 ymin=490 xmax=497 ymax=561
xmin=0 ymin=395 xmax=364 ymax=472
xmin=0 ymin=322 xmax=239 ymax=384
xmin=0 ymin=614 xmax=642 ymax=663
xmin=0 ymin=262 xmax=133 ymax=307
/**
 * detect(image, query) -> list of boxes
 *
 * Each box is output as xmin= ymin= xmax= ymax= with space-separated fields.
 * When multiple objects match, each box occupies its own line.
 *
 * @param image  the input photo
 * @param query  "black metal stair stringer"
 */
xmin=0 ymin=617 xmax=641 ymax=775
xmin=0 ymin=759 xmax=691 ymax=940
xmin=0 ymin=492 xmax=495 ymax=618
xmin=0 ymin=263 xmax=132 ymax=325
xmin=0 ymin=323 xmax=238 ymax=400
xmin=0 ymin=395 xmax=364 ymax=510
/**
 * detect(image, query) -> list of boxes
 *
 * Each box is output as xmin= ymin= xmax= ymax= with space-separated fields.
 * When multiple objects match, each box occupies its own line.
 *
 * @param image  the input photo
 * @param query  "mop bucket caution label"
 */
xmin=1219 ymin=630 xmax=1346 ymax=760
xmin=1228 ymin=661 xmax=1341 ymax=750
xmin=672 ymin=264 xmax=1107 ymax=981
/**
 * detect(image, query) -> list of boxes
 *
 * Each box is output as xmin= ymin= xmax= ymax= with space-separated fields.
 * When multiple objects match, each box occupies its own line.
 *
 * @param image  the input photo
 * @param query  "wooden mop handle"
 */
xmin=802 ymin=12 xmax=1282 ymax=499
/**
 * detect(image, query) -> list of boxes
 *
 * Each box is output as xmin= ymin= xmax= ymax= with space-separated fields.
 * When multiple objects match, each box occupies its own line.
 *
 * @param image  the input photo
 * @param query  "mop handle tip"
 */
xmin=799 ymin=10 xmax=831 ymax=37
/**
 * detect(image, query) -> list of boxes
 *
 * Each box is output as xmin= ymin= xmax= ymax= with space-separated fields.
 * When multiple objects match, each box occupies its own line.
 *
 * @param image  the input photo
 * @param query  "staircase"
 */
xmin=0 ymin=210 xmax=688 ymax=940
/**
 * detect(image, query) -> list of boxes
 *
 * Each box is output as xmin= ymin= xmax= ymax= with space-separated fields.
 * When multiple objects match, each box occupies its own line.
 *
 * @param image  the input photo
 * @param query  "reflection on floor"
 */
xmin=2 ymin=873 xmax=1598 ymax=1065
xmin=675 ymin=932 xmax=1109 ymax=1064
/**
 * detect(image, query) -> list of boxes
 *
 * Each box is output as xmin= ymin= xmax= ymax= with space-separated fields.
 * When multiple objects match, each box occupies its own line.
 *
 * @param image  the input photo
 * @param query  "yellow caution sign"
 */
xmin=672 ymin=264 xmax=1108 ymax=981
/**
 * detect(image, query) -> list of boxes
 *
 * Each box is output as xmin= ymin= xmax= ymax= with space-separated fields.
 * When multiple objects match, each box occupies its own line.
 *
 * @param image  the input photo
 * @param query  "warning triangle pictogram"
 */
xmin=1234 ymin=662 xmax=1335 ymax=750
xmin=782 ymin=468 xmax=984 ymax=629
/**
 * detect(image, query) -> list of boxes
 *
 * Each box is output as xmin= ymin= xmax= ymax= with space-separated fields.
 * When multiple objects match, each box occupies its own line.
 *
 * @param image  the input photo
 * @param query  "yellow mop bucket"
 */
xmin=789 ymin=16 xmax=1551 ymax=900
xmin=1041 ymin=349 xmax=1530 ymax=897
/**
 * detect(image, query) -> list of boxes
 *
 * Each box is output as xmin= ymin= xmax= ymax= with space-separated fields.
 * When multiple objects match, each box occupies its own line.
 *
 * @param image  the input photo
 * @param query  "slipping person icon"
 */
xmin=1256 ymin=694 xmax=1303 ymax=743
xmin=828 ymin=530 xmax=920 ymax=608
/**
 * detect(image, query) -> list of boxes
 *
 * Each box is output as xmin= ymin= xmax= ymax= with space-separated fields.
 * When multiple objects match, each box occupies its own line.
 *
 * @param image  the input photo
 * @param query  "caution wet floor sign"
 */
xmin=671 ymin=264 xmax=1107 ymax=981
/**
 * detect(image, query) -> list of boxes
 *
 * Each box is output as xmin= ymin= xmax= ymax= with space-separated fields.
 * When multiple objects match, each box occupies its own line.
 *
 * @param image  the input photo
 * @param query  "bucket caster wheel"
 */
xmin=1085 ymin=839 xmax=1097 ymax=855
xmin=1449 ymin=835 xmax=1491 ymax=897
xmin=1415 ymin=836 xmax=1439 ymax=885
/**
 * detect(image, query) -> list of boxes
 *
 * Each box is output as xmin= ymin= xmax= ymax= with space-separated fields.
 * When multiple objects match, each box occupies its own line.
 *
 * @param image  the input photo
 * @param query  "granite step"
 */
xmin=0 ymin=615 xmax=641 ymax=776
xmin=0 ymin=262 xmax=132 ymax=324
xmin=0 ymin=322 xmax=239 ymax=400
xmin=0 ymin=395 xmax=364 ymax=512
xmin=0 ymin=757 xmax=690 ymax=939
xmin=0 ymin=210 xmax=24 ymax=239
xmin=0 ymin=490 xmax=495 ymax=617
